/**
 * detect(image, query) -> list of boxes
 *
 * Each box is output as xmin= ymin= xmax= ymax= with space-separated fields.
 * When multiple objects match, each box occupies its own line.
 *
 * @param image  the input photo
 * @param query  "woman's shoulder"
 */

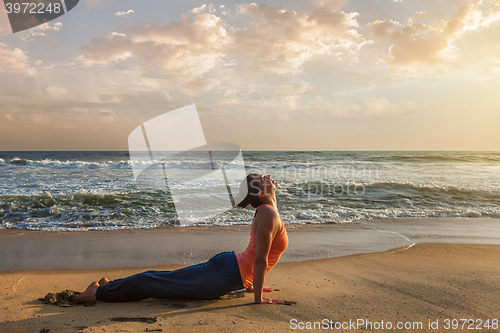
xmin=256 ymin=204 xmax=279 ymax=217
xmin=252 ymin=204 xmax=285 ymax=238
xmin=254 ymin=204 xmax=280 ymax=231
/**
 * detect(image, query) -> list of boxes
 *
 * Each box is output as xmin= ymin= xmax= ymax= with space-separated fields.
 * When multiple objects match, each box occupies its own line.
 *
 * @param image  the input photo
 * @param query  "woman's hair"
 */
xmin=235 ymin=174 xmax=262 ymax=209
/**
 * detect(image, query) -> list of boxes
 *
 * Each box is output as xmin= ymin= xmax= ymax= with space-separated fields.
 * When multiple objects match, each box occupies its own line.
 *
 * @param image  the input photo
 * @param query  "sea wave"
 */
xmin=283 ymin=180 xmax=500 ymax=205
xmin=1 ymin=157 xmax=131 ymax=169
xmin=0 ymin=157 xmax=246 ymax=170
xmin=362 ymin=152 xmax=500 ymax=163
xmin=1 ymin=180 xmax=499 ymax=231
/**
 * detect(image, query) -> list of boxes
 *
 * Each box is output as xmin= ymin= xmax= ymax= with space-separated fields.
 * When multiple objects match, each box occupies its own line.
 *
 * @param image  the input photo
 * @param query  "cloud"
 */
xmin=43 ymin=85 xmax=69 ymax=98
xmin=234 ymin=3 xmax=365 ymax=75
xmin=73 ymin=1 xmax=373 ymax=113
xmin=309 ymin=0 xmax=348 ymax=11
xmin=191 ymin=4 xmax=207 ymax=14
xmin=0 ymin=10 xmax=62 ymax=37
xmin=31 ymin=113 xmax=51 ymax=124
xmin=80 ymin=2 xmax=366 ymax=82
xmin=191 ymin=4 xmax=217 ymax=14
xmin=115 ymin=10 xmax=135 ymax=18
xmin=79 ymin=32 xmax=134 ymax=65
xmin=17 ymin=22 xmax=63 ymax=40
xmin=367 ymin=0 xmax=500 ymax=68
xmin=98 ymin=108 xmax=118 ymax=122
xmin=455 ymin=20 xmax=500 ymax=74
xmin=0 ymin=60 xmax=184 ymax=150
xmin=80 ymin=12 xmax=231 ymax=95
xmin=304 ymin=96 xmax=416 ymax=119
xmin=0 ymin=51 xmax=186 ymax=140
xmin=0 ymin=44 xmax=36 ymax=75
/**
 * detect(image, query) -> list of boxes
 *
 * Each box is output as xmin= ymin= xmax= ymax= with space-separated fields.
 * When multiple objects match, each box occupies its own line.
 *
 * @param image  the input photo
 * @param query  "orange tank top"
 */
xmin=236 ymin=204 xmax=288 ymax=288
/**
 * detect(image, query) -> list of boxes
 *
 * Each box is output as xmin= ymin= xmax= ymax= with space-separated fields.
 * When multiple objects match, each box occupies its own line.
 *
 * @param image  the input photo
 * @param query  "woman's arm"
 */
xmin=253 ymin=207 xmax=281 ymax=304
xmin=246 ymin=286 xmax=277 ymax=293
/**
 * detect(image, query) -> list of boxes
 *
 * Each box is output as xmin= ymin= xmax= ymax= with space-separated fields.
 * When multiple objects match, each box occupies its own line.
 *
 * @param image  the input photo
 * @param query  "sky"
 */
xmin=0 ymin=0 xmax=499 ymax=151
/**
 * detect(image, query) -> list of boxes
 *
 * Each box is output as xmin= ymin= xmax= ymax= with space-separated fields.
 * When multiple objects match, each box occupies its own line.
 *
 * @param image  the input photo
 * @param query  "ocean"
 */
xmin=1 ymin=151 xmax=499 ymax=231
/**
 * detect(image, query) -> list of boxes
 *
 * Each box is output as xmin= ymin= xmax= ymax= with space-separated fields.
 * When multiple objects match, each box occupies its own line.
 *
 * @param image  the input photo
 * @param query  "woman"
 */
xmin=74 ymin=174 xmax=288 ymax=305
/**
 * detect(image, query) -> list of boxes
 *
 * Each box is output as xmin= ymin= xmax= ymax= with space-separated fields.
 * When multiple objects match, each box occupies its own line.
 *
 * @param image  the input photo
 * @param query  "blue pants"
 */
xmin=95 ymin=251 xmax=244 ymax=302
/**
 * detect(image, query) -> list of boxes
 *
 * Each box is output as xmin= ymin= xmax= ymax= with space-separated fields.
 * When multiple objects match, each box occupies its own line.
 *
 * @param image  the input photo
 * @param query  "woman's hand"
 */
xmin=256 ymin=297 xmax=287 ymax=304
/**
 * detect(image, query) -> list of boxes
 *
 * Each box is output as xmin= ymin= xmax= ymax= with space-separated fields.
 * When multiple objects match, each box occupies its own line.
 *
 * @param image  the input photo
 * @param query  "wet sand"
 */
xmin=2 ymin=217 xmax=500 ymax=271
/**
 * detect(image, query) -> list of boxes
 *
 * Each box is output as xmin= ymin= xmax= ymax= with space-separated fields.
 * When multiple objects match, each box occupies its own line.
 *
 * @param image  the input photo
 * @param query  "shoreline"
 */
xmin=1 ymin=243 xmax=500 ymax=332
xmin=1 ymin=217 xmax=500 ymax=272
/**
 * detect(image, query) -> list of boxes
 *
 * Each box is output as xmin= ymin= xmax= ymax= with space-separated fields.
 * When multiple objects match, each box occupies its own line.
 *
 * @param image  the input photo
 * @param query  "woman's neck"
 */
xmin=260 ymin=197 xmax=277 ymax=209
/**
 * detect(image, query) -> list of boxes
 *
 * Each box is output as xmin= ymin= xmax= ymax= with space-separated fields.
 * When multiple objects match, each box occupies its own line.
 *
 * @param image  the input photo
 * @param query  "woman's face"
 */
xmin=251 ymin=174 xmax=278 ymax=197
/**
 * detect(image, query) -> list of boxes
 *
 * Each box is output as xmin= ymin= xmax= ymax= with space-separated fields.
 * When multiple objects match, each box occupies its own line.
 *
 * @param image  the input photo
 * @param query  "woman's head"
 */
xmin=234 ymin=174 xmax=278 ymax=208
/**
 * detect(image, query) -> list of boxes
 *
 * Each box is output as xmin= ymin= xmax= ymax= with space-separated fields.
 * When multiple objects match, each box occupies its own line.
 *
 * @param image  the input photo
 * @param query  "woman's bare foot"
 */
xmin=72 ymin=282 xmax=99 ymax=304
xmin=98 ymin=277 xmax=109 ymax=286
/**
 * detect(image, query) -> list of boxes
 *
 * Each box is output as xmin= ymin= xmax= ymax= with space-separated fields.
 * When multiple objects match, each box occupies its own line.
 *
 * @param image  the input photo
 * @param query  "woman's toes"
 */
xmin=72 ymin=282 xmax=99 ymax=304
xmin=98 ymin=277 xmax=110 ymax=286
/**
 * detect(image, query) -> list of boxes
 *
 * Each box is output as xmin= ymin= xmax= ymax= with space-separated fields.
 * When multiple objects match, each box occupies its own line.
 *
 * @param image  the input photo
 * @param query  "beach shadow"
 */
xmin=155 ymin=296 xmax=296 ymax=318
xmin=1 ymin=290 xmax=256 ymax=332
xmin=141 ymin=290 xmax=248 ymax=310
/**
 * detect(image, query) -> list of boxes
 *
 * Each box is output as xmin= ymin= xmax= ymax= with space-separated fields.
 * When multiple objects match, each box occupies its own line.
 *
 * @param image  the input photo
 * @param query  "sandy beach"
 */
xmin=1 ymin=219 xmax=500 ymax=332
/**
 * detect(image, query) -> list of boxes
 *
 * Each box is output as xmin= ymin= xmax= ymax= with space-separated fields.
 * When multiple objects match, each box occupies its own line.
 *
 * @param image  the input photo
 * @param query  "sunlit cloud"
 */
xmin=191 ymin=4 xmax=218 ymax=14
xmin=234 ymin=3 xmax=365 ymax=75
xmin=17 ymin=22 xmax=63 ymax=41
xmin=367 ymin=0 xmax=500 ymax=70
xmin=0 ymin=44 xmax=37 ymax=75
xmin=309 ymin=0 xmax=348 ymax=11
xmin=115 ymin=10 xmax=135 ymax=18
xmin=302 ymin=96 xmax=416 ymax=119
xmin=79 ymin=32 xmax=134 ymax=66
xmin=79 ymin=12 xmax=231 ymax=96
xmin=79 ymin=1 xmax=366 ymax=95
xmin=98 ymin=108 xmax=118 ymax=122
